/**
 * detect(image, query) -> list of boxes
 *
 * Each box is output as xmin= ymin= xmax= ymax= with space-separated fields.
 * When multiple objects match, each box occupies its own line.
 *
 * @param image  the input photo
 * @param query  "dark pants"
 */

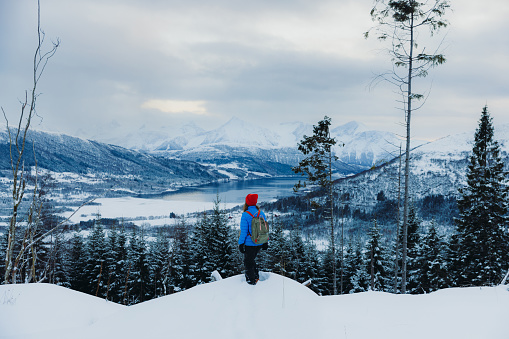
xmin=244 ymin=245 xmax=261 ymax=283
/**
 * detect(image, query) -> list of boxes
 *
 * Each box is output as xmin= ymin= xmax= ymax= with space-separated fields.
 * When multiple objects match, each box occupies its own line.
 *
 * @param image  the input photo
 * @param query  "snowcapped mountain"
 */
xmin=110 ymin=117 xmax=412 ymax=178
xmin=0 ymin=128 xmax=226 ymax=196
xmin=155 ymin=117 xmax=283 ymax=151
xmin=336 ymin=123 xmax=509 ymax=210
xmin=331 ymin=121 xmax=414 ymax=169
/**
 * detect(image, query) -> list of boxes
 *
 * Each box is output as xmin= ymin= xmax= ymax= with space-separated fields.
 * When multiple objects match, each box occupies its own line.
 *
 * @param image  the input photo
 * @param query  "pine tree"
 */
xmin=103 ymin=225 xmax=128 ymax=303
xmin=300 ymin=235 xmax=323 ymax=294
xmin=415 ymin=220 xmax=449 ymax=293
xmin=207 ymin=196 xmax=237 ymax=278
xmin=265 ymin=216 xmax=290 ymax=276
xmin=343 ymin=238 xmax=364 ymax=294
xmin=84 ymin=217 xmax=107 ymax=296
xmin=149 ymin=228 xmax=171 ymax=298
xmin=451 ymin=106 xmax=509 ymax=286
xmin=114 ymin=226 xmax=129 ymax=303
xmin=364 ymin=220 xmax=389 ymax=291
xmin=126 ymin=227 xmax=150 ymax=304
xmin=320 ymin=241 xmax=340 ymax=295
xmin=293 ymin=116 xmax=339 ymax=294
xmin=190 ymin=212 xmax=215 ymax=285
xmin=170 ymin=218 xmax=194 ymax=292
xmin=401 ymin=206 xmax=421 ymax=293
xmin=67 ymin=232 xmax=88 ymax=293
xmin=286 ymin=225 xmax=308 ymax=283
xmin=350 ymin=259 xmax=369 ymax=293
xmin=46 ymin=231 xmax=69 ymax=287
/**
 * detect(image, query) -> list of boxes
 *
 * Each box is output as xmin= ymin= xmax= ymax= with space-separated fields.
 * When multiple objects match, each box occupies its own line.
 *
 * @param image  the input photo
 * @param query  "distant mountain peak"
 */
xmin=200 ymin=116 xmax=280 ymax=148
xmin=332 ymin=121 xmax=368 ymax=136
xmin=180 ymin=121 xmax=205 ymax=136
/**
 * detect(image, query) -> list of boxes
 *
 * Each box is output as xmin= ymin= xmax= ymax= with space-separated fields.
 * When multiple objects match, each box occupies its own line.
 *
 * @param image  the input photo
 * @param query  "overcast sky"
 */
xmin=1 ymin=0 xmax=508 ymax=142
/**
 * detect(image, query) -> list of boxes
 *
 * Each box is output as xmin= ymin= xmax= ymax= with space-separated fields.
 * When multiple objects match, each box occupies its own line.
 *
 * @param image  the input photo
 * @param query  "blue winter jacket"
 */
xmin=238 ymin=206 xmax=267 ymax=247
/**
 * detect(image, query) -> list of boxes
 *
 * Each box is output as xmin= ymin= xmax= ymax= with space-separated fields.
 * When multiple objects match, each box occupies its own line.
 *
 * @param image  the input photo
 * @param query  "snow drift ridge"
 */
xmin=1 ymin=273 xmax=508 ymax=339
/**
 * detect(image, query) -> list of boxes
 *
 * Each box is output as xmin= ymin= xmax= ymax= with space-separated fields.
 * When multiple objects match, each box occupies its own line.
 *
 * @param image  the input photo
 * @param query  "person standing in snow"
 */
xmin=238 ymin=194 xmax=268 ymax=285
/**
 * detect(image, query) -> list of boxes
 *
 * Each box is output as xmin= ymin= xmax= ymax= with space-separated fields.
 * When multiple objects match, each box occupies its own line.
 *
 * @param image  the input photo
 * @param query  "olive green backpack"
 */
xmin=246 ymin=210 xmax=269 ymax=245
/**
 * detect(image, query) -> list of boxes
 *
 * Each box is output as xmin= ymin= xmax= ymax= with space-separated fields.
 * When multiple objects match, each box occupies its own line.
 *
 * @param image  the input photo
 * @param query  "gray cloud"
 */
xmin=1 ymin=0 xmax=508 ymax=142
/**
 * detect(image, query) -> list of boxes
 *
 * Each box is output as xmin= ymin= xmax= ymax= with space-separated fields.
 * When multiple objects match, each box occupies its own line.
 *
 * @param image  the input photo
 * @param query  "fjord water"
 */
xmin=157 ymin=177 xmax=298 ymax=205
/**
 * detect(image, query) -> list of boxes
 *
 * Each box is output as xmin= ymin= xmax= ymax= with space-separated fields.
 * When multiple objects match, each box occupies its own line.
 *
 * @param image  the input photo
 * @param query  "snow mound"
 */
xmin=0 ymin=283 xmax=125 ymax=338
xmin=1 ymin=274 xmax=509 ymax=339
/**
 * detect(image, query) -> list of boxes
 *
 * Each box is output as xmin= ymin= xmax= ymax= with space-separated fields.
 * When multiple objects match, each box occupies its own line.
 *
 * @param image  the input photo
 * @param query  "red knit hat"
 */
xmin=245 ymin=194 xmax=258 ymax=206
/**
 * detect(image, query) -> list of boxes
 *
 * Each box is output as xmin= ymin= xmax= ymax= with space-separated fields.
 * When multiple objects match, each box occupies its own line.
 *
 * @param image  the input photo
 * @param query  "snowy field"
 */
xmin=61 ymin=197 xmax=241 ymax=226
xmin=1 ymin=273 xmax=508 ymax=339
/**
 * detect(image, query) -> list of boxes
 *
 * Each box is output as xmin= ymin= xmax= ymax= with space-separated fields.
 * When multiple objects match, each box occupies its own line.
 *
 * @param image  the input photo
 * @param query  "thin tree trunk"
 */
xmin=329 ymin=140 xmax=336 ymax=296
xmin=105 ymin=271 xmax=112 ymax=300
xmin=340 ymin=212 xmax=344 ymax=295
xmin=401 ymin=9 xmax=415 ymax=295
xmin=394 ymin=145 xmax=402 ymax=293
xmin=370 ymin=246 xmax=375 ymax=291
xmin=96 ymin=261 xmax=103 ymax=297
xmin=123 ymin=263 xmax=132 ymax=305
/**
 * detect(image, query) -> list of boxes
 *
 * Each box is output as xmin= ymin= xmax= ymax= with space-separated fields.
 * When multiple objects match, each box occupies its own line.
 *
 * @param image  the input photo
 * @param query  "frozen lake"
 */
xmin=64 ymin=177 xmax=299 ymax=226
xmin=152 ymin=177 xmax=298 ymax=205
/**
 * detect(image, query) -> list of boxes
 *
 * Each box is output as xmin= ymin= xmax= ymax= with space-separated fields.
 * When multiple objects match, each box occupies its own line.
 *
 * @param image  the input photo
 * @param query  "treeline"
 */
xmin=0 ymin=199 xmax=497 ymax=303
xmin=263 ymin=192 xmax=459 ymax=229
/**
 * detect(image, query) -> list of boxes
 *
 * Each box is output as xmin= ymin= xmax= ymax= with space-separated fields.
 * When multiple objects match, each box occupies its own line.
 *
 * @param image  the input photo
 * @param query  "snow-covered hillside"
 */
xmin=335 ymin=123 xmax=509 ymax=211
xmin=1 ymin=274 xmax=508 ymax=339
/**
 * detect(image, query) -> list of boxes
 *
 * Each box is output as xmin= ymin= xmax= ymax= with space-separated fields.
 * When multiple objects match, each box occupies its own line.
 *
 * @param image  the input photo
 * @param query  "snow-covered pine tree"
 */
xmin=67 ymin=231 xmax=88 ymax=293
xmin=149 ymin=228 xmax=171 ymax=298
xmin=84 ymin=216 xmax=107 ymax=296
xmin=350 ymin=258 xmax=369 ymax=293
xmin=113 ymin=225 xmax=129 ymax=303
xmin=342 ymin=237 xmax=364 ymax=294
xmin=286 ymin=225 xmax=308 ymax=283
xmin=450 ymin=106 xmax=509 ymax=286
xmin=390 ymin=205 xmax=421 ymax=293
xmin=46 ymin=231 xmax=69 ymax=287
xmin=126 ymin=227 xmax=150 ymax=304
xmin=190 ymin=212 xmax=215 ymax=285
xmin=320 ymin=238 xmax=340 ymax=295
xmin=170 ymin=218 xmax=194 ymax=292
xmin=103 ymin=225 xmax=128 ymax=303
xmin=401 ymin=206 xmax=422 ymax=293
xmin=207 ymin=196 xmax=237 ymax=278
xmin=265 ymin=215 xmax=290 ymax=276
xmin=414 ymin=220 xmax=449 ymax=293
xmin=300 ymin=235 xmax=323 ymax=294
xmin=365 ymin=220 xmax=390 ymax=291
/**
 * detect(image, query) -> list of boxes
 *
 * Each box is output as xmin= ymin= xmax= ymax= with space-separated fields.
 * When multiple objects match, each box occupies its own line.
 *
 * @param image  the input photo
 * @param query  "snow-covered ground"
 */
xmin=1 ymin=273 xmax=508 ymax=339
xmin=61 ymin=197 xmax=241 ymax=226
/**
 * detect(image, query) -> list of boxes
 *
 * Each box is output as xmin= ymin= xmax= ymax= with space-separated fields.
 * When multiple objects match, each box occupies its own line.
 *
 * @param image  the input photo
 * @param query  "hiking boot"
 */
xmin=247 ymin=279 xmax=259 ymax=285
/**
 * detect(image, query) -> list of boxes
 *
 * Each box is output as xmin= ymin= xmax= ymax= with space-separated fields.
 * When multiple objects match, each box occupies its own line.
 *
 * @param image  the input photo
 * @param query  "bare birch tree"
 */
xmin=2 ymin=0 xmax=60 ymax=284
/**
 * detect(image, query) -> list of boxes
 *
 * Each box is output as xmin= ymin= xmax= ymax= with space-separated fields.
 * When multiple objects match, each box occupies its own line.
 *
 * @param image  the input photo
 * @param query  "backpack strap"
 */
xmin=245 ymin=210 xmax=261 ymax=218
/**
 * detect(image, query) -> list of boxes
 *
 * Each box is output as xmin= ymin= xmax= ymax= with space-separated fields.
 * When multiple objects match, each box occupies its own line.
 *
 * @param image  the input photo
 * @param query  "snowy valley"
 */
xmin=2 ymin=116 xmax=509 ymax=339
xmin=2 ymin=118 xmax=509 ymax=230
